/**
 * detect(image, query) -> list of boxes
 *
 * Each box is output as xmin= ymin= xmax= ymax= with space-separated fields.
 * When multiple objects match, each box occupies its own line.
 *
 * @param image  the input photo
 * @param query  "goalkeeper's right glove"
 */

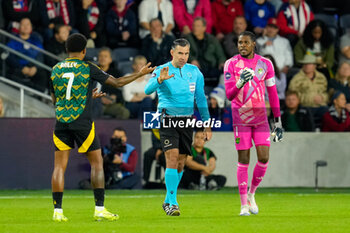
xmin=236 ymin=68 xmax=255 ymax=89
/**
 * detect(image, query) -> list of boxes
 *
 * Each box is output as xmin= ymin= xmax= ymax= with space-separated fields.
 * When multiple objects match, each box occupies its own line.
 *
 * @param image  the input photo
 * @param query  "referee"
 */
xmin=145 ymin=38 xmax=212 ymax=216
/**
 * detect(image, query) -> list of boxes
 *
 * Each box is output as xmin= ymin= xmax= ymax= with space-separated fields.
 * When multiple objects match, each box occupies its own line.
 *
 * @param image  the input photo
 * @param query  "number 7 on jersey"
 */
xmin=63 ymin=72 xmax=75 ymax=100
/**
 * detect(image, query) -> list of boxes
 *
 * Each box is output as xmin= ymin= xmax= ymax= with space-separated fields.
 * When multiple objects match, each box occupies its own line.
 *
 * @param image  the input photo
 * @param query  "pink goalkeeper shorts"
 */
xmin=233 ymin=122 xmax=271 ymax=150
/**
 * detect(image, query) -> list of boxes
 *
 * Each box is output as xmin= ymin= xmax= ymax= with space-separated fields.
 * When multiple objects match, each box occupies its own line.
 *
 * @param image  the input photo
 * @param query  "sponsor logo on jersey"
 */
xmin=236 ymin=137 xmax=240 ymax=144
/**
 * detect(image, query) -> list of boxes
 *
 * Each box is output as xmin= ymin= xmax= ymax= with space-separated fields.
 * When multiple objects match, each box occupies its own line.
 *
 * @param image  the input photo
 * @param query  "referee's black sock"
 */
xmin=52 ymin=192 xmax=63 ymax=209
xmin=93 ymin=188 xmax=105 ymax=207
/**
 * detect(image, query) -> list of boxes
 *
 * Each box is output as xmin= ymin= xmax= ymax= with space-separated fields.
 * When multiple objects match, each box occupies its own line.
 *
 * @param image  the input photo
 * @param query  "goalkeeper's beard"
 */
xmin=241 ymin=51 xmax=254 ymax=59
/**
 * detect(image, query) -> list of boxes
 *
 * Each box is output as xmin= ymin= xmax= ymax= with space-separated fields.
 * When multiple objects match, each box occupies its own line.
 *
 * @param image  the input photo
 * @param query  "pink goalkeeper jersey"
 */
xmin=224 ymin=54 xmax=281 ymax=126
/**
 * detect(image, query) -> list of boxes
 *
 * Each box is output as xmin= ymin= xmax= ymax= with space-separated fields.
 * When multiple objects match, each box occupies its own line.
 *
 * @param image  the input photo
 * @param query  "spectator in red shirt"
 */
xmin=172 ymin=0 xmax=212 ymax=35
xmin=322 ymin=91 xmax=350 ymax=132
xmin=276 ymin=0 xmax=314 ymax=47
xmin=211 ymin=0 xmax=244 ymax=41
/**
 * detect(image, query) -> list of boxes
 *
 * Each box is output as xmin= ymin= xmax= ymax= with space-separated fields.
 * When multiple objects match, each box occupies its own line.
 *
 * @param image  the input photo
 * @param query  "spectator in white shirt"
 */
xmin=138 ymin=0 xmax=174 ymax=38
xmin=123 ymin=56 xmax=156 ymax=119
xmin=257 ymin=18 xmax=293 ymax=74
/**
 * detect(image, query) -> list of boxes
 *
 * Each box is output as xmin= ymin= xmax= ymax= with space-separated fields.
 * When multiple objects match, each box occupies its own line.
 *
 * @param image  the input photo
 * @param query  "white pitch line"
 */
xmin=0 ymin=194 xmax=201 ymax=200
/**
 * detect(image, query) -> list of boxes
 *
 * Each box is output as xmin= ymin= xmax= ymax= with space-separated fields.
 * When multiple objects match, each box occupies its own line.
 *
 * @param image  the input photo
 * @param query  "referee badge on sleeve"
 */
xmin=189 ymin=82 xmax=196 ymax=93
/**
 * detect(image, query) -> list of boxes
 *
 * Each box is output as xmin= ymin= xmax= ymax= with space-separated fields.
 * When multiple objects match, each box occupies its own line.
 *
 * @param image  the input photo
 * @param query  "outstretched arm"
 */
xmin=105 ymin=62 xmax=156 ymax=88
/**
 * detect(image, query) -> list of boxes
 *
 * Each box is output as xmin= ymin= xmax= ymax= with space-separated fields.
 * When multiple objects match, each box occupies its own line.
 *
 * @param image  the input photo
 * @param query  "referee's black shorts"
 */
xmin=159 ymin=116 xmax=193 ymax=155
xmin=53 ymin=121 xmax=101 ymax=153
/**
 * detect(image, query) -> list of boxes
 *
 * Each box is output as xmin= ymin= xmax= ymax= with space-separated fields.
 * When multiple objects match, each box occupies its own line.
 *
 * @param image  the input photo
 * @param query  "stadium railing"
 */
xmin=0 ymin=28 xmax=63 ymax=117
xmin=0 ymin=76 xmax=52 ymax=117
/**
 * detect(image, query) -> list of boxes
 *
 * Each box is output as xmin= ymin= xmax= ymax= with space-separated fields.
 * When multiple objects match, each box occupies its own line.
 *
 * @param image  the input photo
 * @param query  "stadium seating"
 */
xmin=112 ymin=47 xmax=139 ymax=63
xmin=85 ymin=48 xmax=99 ymax=63
xmin=314 ymin=14 xmax=338 ymax=38
xmin=339 ymin=14 xmax=350 ymax=33
xmin=112 ymin=48 xmax=139 ymax=75
xmin=118 ymin=60 xmax=133 ymax=75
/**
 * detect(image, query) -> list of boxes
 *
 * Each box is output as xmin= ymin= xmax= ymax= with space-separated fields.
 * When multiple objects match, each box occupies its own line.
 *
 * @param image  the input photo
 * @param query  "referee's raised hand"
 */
xmin=139 ymin=62 xmax=156 ymax=75
xmin=158 ymin=67 xmax=175 ymax=84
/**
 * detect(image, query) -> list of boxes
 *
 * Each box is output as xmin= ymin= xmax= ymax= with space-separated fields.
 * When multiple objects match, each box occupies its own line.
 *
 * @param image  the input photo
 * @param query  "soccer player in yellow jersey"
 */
xmin=50 ymin=33 xmax=155 ymax=221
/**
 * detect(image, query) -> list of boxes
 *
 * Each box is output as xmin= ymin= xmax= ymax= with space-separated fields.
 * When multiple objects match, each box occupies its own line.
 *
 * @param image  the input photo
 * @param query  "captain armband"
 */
xmin=265 ymin=77 xmax=276 ymax=87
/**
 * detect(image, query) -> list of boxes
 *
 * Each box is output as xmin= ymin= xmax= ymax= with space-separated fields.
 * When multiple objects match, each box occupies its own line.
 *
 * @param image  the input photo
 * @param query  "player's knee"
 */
xmin=165 ymin=150 xmax=179 ymax=167
xmin=258 ymin=157 xmax=269 ymax=164
xmin=238 ymin=155 xmax=250 ymax=164
xmin=53 ymin=165 xmax=66 ymax=173
xmin=168 ymin=155 xmax=178 ymax=165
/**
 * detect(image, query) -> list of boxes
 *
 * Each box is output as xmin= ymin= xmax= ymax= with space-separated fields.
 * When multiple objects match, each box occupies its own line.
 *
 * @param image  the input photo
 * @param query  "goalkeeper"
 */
xmin=224 ymin=31 xmax=283 ymax=216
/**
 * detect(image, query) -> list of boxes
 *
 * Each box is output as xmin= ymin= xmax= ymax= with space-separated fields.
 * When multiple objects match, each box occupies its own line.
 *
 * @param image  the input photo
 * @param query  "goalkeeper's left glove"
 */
xmin=271 ymin=117 xmax=283 ymax=142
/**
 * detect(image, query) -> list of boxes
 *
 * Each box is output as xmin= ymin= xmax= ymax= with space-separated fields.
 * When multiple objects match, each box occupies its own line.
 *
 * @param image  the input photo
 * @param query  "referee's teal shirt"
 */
xmin=145 ymin=62 xmax=210 ymax=121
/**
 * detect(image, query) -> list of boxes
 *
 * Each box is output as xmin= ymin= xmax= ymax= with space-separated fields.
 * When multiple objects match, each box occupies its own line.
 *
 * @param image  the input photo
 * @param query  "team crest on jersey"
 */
xmin=258 ymin=68 xmax=264 ymax=74
xmin=236 ymin=60 xmax=244 ymax=68
xmin=187 ymin=72 xmax=192 ymax=78
xmin=152 ymin=73 xmax=156 ymax=77
xmin=236 ymin=137 xmax=240 ymax=144
xmin=225 ymin=72 xmax=231 ymax=80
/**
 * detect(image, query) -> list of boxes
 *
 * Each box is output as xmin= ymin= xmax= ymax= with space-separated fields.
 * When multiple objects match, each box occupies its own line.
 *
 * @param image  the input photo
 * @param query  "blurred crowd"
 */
xmin=0 ymin=0 xmax=349 ymax=131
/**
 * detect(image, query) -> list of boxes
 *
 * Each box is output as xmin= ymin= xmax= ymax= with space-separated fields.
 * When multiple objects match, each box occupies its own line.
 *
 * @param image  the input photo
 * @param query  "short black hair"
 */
xmin=171 ymin=38 xmax=190 ymax=50
xmin=239 ymin=31 xmax=256 ymax=42
xmin=149 ymin=18 xmax=163 ymax=27
xmin=193 ymin=17 xmax=207 ymax=27
xmin=285 ymin=90 xmax=299 ymax=98
xmin=54 ymin=24 xmax=65 ymax=35
xmin=98 ymin=46 xmax=112 ymax=56
xmin=65 ymin=33 xmax=87 ymax=53
xmin=114 ymin=127 xmax=126 ymax=135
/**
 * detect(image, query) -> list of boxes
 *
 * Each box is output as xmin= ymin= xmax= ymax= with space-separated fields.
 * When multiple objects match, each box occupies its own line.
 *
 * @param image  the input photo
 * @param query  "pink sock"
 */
xmin=237 ymin=162 xmax=249 ymax=206
xmin=249 ymin=161 xmax=269 ymax=194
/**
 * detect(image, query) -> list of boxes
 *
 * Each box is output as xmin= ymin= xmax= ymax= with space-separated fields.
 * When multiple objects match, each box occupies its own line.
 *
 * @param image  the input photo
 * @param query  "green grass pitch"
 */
xmin=0 ymin=188 xmax=349 ymax=233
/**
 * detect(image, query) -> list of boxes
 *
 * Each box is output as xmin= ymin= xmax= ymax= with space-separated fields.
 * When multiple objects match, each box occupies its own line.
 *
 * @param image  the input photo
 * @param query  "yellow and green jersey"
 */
xmin=50 ymin=58 xmax=109 ymax=124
